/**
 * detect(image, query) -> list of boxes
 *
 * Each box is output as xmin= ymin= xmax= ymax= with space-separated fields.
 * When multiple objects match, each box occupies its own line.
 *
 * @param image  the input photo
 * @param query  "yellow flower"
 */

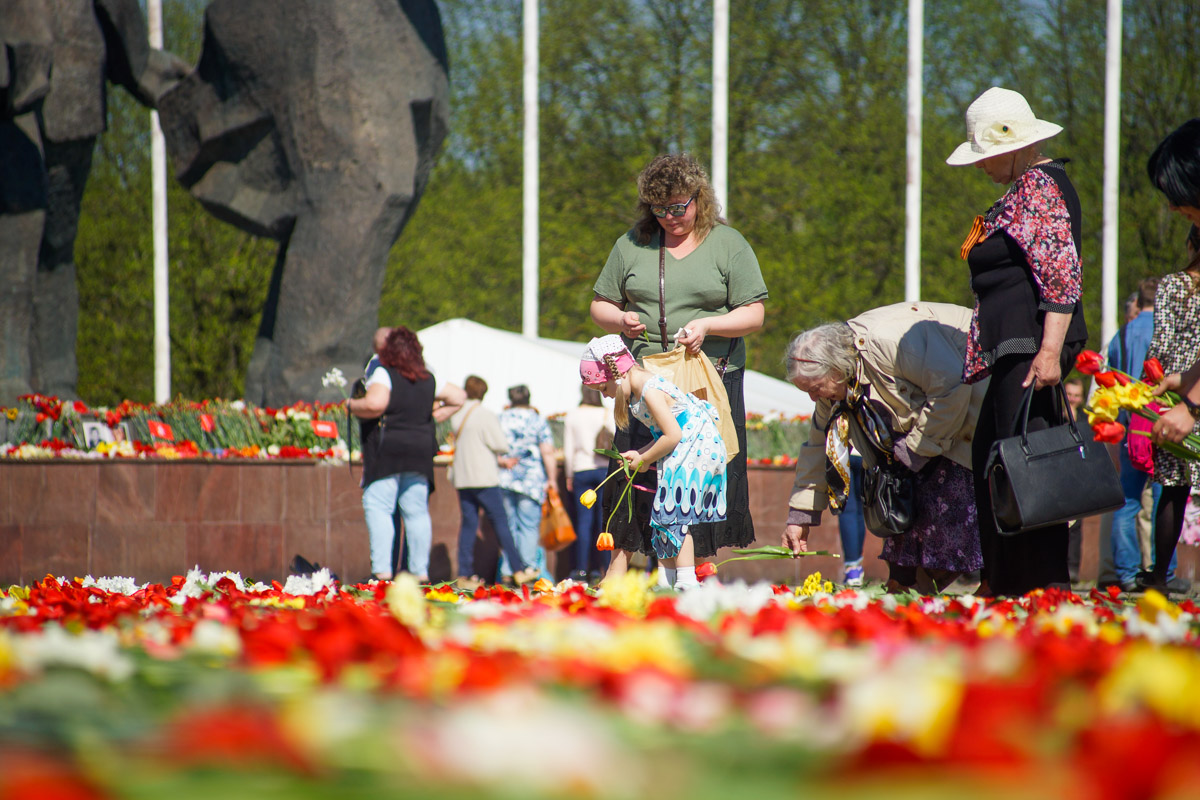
xmin=597 ymin=569 xmax=657 ymax=617
xmin=3 ymin=408 xmax=16 ymax=421
xmin=1085 ymin=387 xmax=1121 ymax=425
xmin=580 ymin=489 xmax=597 ymax=509
xmin=1119 ymin=380 xmax=1154 ymax=410
xmin=797 ymin=571 xmax=833 ymax=597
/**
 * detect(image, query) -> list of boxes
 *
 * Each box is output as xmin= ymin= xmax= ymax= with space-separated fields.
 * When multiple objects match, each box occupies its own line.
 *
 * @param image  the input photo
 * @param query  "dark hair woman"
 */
xmin=1140 ymin=118 xmax=1200 ymax=594
xmin=348 ymin=326 xmax=465 ymax=582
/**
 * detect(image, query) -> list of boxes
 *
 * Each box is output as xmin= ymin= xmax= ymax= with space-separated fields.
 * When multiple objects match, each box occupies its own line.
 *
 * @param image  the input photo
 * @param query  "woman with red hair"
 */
xmin=348 ymin=326 xmax=465 ymax=582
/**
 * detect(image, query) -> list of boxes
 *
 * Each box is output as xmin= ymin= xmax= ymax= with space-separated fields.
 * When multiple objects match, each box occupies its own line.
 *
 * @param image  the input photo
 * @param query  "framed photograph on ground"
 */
xmin=82 ymin=421 xmax=112 ymax=449
xmin=82 ymin=421 xmax=130 ymax=448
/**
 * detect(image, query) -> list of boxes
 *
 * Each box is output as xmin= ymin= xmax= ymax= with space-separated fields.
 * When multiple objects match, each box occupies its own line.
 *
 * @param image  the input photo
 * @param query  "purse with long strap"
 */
xmin=838 ymin=392 xmax=916 ymax=537
xmin=658 ymin=235 xmax=738 ymax=374
xmin=986 ymin=383 xmax=1124 ymax=534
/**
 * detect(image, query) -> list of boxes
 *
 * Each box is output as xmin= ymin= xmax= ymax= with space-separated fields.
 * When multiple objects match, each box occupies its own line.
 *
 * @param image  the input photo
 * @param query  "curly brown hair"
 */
xmin=632 ymin=153 xmax=724 ymax=246
xmin=379 ymin=326 xmax=431 ymax=382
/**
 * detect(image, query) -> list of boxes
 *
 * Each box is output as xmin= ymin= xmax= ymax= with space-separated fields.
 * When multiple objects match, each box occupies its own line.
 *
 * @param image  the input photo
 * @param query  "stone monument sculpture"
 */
xmin=157 ymin=0 xmax=449 ymax=406
xmin=0 ymin=0 xmax=448 ymax=407
xmin=0 ymin=0 xmax=187 ymax=403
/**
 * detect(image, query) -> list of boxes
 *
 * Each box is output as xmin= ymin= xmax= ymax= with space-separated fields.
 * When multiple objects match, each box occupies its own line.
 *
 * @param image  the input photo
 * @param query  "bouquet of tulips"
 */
xmin=1075 ymin=350 xmax=1200 ymax=460
xmin=578 ymin=448 xmax=654 ymax=551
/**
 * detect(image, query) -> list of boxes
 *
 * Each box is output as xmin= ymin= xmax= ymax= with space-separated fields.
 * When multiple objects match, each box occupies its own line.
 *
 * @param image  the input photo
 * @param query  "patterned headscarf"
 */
xmin=580 ymin=335 xmax=636 ymax=385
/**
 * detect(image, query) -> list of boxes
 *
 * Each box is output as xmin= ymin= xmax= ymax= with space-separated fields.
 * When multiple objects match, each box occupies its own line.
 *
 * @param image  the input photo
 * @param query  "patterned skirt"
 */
xmin=880 ymin=457 xmax=983 ymax=573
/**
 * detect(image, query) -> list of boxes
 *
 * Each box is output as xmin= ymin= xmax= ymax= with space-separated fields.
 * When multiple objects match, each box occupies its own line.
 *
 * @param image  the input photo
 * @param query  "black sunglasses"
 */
xmin=650 ymin=195 xmax=696 ymax=218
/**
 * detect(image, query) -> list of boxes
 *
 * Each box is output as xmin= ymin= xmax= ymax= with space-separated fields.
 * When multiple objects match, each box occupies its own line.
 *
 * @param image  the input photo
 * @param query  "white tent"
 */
xmin=417 ymin=318 xmax=813 ymax=419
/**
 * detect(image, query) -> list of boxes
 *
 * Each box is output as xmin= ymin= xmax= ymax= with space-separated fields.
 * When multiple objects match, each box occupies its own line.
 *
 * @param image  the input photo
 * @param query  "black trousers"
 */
xmin=971 ymin=345 xmax=1082 ymax=596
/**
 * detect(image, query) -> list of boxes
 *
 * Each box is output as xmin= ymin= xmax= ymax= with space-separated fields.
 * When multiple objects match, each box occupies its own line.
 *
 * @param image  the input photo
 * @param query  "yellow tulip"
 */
xmin=580 ymin=489 xmax=597 ymax=509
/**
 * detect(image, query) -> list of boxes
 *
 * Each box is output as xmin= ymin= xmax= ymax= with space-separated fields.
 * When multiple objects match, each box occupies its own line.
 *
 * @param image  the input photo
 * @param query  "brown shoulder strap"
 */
xmin=454 ymin=402 xmax=480 ymax=440
xmin=658 ymin=233 xmax=669 ymax=352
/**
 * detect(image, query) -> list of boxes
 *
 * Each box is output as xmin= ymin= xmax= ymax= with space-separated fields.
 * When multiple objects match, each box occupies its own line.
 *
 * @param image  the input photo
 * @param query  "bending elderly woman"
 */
xmin=782 ymin=302 xmax=987 ymax=593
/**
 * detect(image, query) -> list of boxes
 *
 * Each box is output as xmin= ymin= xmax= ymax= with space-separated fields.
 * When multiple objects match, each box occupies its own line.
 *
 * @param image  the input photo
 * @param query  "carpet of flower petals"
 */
xmin=4 ymin=570 xmax=1200 ymax=799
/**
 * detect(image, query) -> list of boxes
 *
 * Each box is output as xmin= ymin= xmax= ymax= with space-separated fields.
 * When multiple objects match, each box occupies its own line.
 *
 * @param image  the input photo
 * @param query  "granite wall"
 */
xmin=0 ymin=461 xmax=1173 ymax=588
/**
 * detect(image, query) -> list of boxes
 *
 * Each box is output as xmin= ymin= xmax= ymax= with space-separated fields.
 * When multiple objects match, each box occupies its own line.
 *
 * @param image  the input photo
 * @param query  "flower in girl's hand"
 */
xmin=580 ymin=489 xmax=597 ymax=509
xmin=1094 ymin=371 xmax=1117 ymax=388
xmin=596 ymin=532 xmax=614 ymax=551
xmin=1143 ymin=357 xmax=1165 ymax=385
xmin=1075 ymin=350 xmax=1104 ymax=375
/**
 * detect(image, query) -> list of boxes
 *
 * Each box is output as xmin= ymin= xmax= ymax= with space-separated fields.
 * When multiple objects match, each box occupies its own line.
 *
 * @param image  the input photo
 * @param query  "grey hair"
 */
xmin=785 ymin=322 xmax=856 ymax=383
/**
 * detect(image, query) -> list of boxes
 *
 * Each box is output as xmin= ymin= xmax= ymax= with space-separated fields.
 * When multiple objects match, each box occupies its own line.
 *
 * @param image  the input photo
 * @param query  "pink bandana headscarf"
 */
xmin=580 ymin=335 xmax=635 ymax=385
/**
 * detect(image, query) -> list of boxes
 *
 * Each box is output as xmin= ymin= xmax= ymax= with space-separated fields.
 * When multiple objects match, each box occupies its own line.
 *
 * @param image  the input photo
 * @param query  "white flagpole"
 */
xmin=148 ymin=0 xmax=171 ymax=402
xmin=904 ymin=0 xmax=923 ymax=302
xmin=1101 ymin=0 xmax=1122 ymax=348
xmin=712 ymin=0 xmax=729 ymax=217
xmin=522 ymin=0 xmax=539 ymax=338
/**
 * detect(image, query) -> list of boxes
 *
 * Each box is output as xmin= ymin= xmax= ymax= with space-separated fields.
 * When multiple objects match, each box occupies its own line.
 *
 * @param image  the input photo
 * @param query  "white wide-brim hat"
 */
xmin=945 ymin=87 xmax=1063 ymax=166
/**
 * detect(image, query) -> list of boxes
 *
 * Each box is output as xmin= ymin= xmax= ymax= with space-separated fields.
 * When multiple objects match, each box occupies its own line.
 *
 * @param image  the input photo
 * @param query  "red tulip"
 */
xmin=596 ymin=532 xmax=614 ymax=551
xmin=1091 ymin=420 xmax=1125 ymax=443
xmin=1113 ymin=372 xmax=1131 ymax=386
xmin=1143 ymin=357 xmax=1165 ymax=384
xmin=1094 ymin=371 xmax=1118 ymax=388
xmin=1075 ymin=350 xmax=1104 ymax=375
xmin=696 ymin=562 xmax=717 ymax=579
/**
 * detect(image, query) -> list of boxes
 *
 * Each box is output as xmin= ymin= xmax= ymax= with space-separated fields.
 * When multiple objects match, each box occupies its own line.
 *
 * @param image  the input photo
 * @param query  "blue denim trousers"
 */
xmin=1111 ymin=446 xmax=1170 ymax=583
xmin=456 ymin=486 xmax=525 ymax=578
xmin=838 ymin=455 xmax=866 ymax=563
xmin=571 ymin=467 xmax=610 ymax=574
xmin=500 ymin=489 xmax=549 ymax=580
xmin=362 ymin=472 xmax=432 ymax=577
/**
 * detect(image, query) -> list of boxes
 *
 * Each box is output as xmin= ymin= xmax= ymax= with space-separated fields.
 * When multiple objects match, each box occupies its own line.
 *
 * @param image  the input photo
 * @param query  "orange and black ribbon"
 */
xmin=960 ymin=215 xmax=985 ymax=260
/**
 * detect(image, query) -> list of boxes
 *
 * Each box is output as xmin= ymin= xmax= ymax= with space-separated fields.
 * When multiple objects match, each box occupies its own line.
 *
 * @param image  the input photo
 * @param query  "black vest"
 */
xmin=360 ymin=368 xmax=437 ymax=488
xmin=968 ymin=160 xmax=1088 ymax=364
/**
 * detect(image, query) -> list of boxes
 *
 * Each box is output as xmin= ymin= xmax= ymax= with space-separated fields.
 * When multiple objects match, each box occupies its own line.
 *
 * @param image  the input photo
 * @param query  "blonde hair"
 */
xmin=606 ymin=355 xmax=648 ymax=431
xmin=632 ymin=153 xmax=723 ymax=246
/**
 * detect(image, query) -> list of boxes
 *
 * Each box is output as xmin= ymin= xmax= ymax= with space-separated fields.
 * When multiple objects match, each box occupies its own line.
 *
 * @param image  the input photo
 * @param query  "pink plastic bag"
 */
xmin=1126 ymin=404 xmax=1159 ymax=474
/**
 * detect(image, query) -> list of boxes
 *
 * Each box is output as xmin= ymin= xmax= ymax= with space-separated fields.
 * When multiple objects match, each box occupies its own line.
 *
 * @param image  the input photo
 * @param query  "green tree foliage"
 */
xmin=75 ymin=0 xmax=275 ymax=405
xmin=74 ymin=0 xmax=1200 ymax=403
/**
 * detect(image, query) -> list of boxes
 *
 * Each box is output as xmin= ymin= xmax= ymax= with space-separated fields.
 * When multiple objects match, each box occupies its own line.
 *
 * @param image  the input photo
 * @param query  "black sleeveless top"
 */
xmin=360 ymin=367 xmax=437 ymax=488
xmin=967 ymin=160 xmax=1088 ymax=365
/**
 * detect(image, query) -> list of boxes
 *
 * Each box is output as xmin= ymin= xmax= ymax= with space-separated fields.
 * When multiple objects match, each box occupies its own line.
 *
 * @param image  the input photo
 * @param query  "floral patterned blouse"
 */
xmin=498 ymin=407 xmax=554 ymax=503
xmin=962 ymin=163 xmax=1083 ymax=383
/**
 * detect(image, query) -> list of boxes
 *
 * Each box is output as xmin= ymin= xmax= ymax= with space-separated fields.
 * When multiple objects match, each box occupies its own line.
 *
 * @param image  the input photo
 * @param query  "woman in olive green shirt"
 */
xmin=590 ymin=153 xmax=768 ymax=579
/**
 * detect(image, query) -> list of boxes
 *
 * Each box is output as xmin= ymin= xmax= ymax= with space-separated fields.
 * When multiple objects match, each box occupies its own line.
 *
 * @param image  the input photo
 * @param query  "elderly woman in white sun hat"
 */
xmin=946 ymin=87 xmax=1089 ymax=597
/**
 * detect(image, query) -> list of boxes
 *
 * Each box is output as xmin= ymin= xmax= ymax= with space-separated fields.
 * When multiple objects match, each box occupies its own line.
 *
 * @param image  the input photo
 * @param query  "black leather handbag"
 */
xmin=987 ymin=383 xmax=1124 ymax=534
xmin=840 ymin=396 xmax=916 ymax=538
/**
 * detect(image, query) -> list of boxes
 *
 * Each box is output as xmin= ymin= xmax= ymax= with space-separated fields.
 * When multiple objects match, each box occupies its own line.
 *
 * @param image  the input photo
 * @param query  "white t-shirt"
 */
xmin=563 ymin=405 xmax=613 ymax=476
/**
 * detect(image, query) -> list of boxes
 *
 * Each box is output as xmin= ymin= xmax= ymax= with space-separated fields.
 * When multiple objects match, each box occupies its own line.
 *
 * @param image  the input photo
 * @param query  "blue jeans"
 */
xmin=1111 ymin=446 xmax=1167 ymax=583
xmin=362 ymin=472 xmax=432 ymax=577
xmin=500 ymin=490 xmax=549 ymax=579
xmin=571 ymin=467 xmax=610 ymax=574
xmin=456 ymin=486 xmax=525 ymax=578
xmin=838 ymin=455 xmax=866 ymax=562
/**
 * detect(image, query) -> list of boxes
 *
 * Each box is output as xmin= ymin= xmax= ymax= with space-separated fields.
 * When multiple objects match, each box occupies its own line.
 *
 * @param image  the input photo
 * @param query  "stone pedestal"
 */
xmin=1 ymin=461 xmax=1191 ymax=588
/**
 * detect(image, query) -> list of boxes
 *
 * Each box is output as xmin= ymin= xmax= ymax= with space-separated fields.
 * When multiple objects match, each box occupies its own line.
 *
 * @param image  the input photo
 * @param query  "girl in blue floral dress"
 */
xmin=580 ymin=335 xmax=726 ymax=589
